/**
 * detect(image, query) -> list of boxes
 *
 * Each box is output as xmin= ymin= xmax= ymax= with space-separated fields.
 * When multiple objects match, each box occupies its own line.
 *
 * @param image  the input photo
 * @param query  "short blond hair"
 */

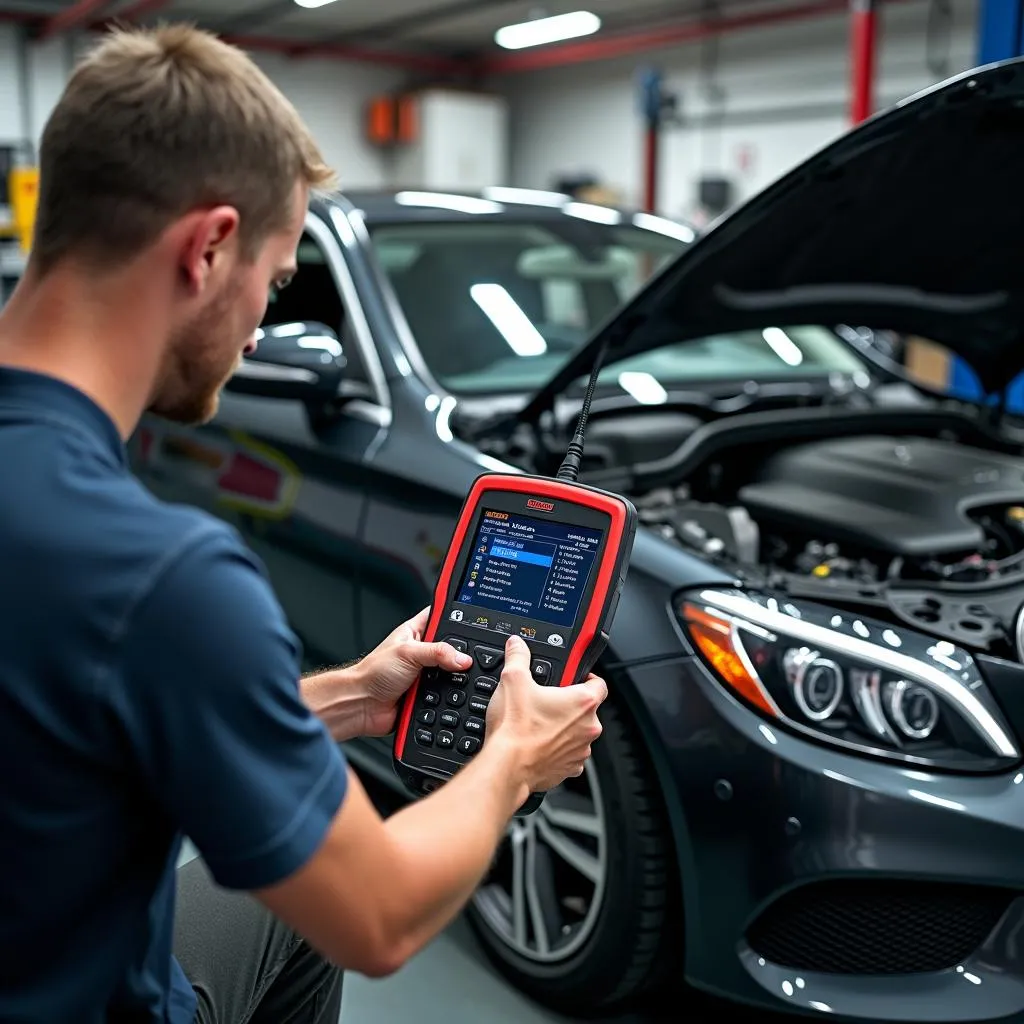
xmin=32 ymin=22 xmax=336 ymax=273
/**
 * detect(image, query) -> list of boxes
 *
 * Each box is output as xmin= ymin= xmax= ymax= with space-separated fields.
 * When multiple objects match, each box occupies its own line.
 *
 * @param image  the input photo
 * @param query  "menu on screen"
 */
xmin=454 ymin=509 xmax=604 ymax=631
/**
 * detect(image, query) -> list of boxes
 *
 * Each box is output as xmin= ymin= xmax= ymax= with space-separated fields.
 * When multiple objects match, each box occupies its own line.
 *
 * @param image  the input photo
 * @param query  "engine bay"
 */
xmin=672 ymin=434 xmax=1024 ymax=581
xmin=626 ymin=430 xmax=1024 ymax=659
xmin=471 ymin=396 xmax=1024 ymax=658
xmin=638 ymin=428 xmax=1024 ymax=659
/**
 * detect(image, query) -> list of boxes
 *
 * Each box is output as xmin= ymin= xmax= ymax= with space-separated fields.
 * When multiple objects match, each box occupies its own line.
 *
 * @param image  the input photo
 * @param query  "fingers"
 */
xmin=501 ymin=634 xmax=532 ymax=683
xmin=401 ymin=639 xmax=472 ymax=672
xmin=578 ymin=674 xmax=609 ymax=708
xmin=406 ymin=606 xmax=430 ymax=639
xmin=435 ymin=642 xmax=473 ymax=671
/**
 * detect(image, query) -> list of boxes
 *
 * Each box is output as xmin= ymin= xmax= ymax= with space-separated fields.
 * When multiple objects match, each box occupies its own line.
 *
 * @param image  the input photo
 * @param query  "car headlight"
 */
xmin=678 ymin=588 xmax=1019 ymax=771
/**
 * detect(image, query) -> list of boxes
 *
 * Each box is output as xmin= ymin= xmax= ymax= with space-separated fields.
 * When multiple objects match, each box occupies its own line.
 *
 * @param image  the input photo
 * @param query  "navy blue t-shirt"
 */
xmin=0 ymin=368 xmax=349 ymax=1021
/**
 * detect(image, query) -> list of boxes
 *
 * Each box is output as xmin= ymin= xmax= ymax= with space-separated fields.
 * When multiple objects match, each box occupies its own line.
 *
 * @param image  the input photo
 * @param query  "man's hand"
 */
xmin=355 ymin=608 xmax=473 ymax=737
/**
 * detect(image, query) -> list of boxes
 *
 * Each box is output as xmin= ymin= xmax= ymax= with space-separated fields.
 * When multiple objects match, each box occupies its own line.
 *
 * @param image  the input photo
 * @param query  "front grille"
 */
xmin=746 ymin=880 xmax=1012 ymax=974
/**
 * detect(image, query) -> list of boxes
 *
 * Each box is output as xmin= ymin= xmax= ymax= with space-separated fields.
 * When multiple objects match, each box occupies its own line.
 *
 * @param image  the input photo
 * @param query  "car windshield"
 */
xmin=368 ymin=217 xmax=868 ymax=395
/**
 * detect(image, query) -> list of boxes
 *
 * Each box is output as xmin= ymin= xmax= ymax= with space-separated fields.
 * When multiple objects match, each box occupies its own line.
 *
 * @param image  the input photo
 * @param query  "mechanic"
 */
xmin=0 ymin=23 xmax=608 ymax=1024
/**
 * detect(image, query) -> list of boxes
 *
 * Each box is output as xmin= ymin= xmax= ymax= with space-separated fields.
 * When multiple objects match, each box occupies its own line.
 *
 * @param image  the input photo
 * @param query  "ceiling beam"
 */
xmin=38 ymin=0 xmax=115 ymax=40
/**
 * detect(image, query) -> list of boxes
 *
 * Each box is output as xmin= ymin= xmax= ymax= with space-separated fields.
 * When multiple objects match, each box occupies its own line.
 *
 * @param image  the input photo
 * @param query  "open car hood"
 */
xmin=522 ymin=56 xmax=1024 ymax=420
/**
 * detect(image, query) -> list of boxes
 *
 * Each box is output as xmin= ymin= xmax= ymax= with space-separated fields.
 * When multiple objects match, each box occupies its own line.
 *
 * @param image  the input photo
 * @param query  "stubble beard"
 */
xmin=148 ymin=278 xmax=244 ymax=426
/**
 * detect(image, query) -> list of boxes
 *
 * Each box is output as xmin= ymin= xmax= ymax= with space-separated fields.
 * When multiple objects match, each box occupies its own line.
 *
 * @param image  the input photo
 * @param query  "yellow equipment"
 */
xmin=8 ymin=167 xmax=38 ymax=253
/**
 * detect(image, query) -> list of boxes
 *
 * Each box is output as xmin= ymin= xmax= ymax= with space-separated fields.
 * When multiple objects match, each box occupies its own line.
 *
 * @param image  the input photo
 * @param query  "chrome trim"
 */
xmin=786 ymin=649 xmax=844 ymax=723
xmin=304 ymin=210 xmax=391 ymax=413
xmin=348 ymin=206 xmax=450 ymax=400
xmin=692 ymin=589 xmax=1019 ymax=762
xmin=344 ymin=399 xmax=392 ymax=427
xmin=233 ymin=362 xmax=317 ymax=383
xmin=887 ymin=679 xmax=940 ymax=740
xmin=1015 ymin=603 xmax=1024 ymax=662
xmin=850 ymin=668 xmax=900 ymax=745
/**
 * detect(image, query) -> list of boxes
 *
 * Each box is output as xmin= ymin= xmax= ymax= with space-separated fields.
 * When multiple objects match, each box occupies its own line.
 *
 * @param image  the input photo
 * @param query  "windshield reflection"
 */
xmin=369 ymin=218 xmax=867 ymax=396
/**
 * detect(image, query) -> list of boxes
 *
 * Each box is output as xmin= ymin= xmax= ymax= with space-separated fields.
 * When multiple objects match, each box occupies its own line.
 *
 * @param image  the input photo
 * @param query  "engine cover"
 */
xmin=736 ymin=436 xmax=1024 ymax=557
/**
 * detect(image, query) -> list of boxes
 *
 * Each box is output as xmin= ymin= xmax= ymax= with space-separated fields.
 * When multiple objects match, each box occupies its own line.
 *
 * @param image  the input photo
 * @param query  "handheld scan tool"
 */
xmin=393 ymin=348 xmax=637 ymax=815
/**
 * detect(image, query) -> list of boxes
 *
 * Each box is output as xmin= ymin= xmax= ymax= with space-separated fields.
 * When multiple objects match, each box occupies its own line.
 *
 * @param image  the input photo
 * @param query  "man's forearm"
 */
xmin=379 ymin=739 xmax=530 ymax=962
xmin=301 ymin=662 xmax=372 ymax=743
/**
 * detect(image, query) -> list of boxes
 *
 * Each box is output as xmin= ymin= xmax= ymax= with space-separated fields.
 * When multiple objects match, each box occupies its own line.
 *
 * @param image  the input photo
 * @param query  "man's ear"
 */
xmin=177 ymin=206 xmax=241 ymax=294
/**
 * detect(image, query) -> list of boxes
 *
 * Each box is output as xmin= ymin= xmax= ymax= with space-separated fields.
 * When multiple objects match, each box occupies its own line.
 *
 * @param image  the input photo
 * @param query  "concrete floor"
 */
xmin=178 ymin=806 xmax=796 ymax=1024
xmin=335 ymin=773 xmax=797 ymax=1024
xmin=176 ymin=845 xmax=797 ymax=1024
xmin=339 ymin=910 xmax=791 ymax=1024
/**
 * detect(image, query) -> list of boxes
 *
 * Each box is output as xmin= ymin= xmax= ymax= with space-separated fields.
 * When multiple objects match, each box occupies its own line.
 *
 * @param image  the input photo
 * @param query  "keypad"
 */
xmin=474 ymin=645 xmax=503 ymax=671
xmin=457 ymin=735 xmax=481 ymax=755
xmin=410 ymin=634 xmax=562 ymax=761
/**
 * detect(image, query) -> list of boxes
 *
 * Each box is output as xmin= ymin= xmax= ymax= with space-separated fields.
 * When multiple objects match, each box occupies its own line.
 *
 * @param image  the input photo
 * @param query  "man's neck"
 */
xmin=0 ymin=261 xmax=166 ymax=439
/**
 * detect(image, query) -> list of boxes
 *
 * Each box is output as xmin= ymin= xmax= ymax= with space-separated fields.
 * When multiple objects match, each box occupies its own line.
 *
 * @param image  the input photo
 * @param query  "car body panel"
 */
xmin=628 ymin=651 xmax=1024 ymax=1018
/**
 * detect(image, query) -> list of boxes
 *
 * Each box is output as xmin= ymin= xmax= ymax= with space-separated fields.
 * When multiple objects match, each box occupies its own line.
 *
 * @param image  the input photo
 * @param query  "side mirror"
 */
xmin=226 ymin=321 xmax=346 ymax=402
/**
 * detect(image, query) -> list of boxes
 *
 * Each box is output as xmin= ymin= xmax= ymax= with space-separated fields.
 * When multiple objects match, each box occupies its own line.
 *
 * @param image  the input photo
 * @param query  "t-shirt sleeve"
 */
xmin=115 ymin=521 xmax=349 ymax=891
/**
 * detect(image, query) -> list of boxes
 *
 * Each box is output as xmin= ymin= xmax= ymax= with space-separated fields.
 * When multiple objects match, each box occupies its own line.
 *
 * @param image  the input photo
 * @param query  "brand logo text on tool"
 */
xmin=526 ymin=498 xmax=555 ymax=512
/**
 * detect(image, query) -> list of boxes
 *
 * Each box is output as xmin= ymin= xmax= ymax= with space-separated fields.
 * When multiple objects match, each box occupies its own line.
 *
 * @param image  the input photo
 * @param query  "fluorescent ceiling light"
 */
xmin=618 ymin=371 xmax=667 ymax=405
xmin=495 ymin=11 xmax=601 ymax=50
xmin=294 ymin=0 xmax=341 ymax=8
xmin=470 ymin=284 xmax=547 ymax=357
xmin=762 ymin=327 xmax=803 ymax=366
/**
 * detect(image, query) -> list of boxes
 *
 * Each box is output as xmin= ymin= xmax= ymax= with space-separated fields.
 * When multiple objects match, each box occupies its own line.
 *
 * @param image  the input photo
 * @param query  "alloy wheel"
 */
xmin=471 ymin=760 xmax=608 ymax=963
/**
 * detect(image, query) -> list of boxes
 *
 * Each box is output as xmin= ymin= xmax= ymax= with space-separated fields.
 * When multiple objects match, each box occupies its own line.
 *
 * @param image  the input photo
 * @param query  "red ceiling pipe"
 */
xmin=849 ymin=0 xmax=879 ymax=123
xmin=478 ymin=0 xmax=905 ymax=75
xmin=39 ymin=0 xmax=114 ymax=41
xmin=643 ymin=125 xmax=659 ymax=213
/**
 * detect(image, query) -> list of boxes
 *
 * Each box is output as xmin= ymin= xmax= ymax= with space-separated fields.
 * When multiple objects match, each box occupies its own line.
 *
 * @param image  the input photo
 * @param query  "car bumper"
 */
xmin=625 ymin=654 xmax=1024 ymax=1022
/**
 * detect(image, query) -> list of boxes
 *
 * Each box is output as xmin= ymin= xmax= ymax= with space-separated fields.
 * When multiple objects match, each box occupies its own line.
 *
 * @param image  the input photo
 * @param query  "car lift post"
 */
xmin=849 ymin=0 xmax=878 ymax=124
xmin=639 ymin=68 xmax=664 ymax=213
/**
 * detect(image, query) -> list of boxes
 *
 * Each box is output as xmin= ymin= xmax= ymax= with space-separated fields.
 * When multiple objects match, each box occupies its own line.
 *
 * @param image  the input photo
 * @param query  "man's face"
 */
xmin=148 ymin=183 xmax=306 ymax=424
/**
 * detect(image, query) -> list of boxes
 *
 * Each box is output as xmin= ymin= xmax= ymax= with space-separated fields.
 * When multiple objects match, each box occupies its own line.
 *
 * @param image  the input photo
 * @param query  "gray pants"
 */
xmin=174 ymin=856 xmax=345 ymax=1024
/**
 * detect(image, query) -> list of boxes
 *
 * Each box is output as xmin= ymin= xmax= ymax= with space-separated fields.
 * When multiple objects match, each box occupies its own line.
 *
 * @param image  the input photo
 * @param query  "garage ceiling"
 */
xmin=0 ymin=0 xmax=871 ymax=68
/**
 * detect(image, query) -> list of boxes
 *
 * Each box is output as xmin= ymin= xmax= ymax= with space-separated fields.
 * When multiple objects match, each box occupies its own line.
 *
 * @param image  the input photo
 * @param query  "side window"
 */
xmin=261 ymin=231 xmax=371 ymax=386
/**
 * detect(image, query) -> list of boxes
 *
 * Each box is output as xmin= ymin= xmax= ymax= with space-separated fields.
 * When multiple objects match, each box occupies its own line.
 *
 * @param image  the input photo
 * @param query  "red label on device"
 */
xmin=526 ymin=498 xmax=555 ymax=512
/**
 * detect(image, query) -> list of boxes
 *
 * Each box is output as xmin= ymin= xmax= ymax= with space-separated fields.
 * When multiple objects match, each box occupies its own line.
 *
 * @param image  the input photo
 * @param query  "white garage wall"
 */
xmin=0 ymin=22 xmax=403 ymax=187
xmin=496 ymin=0 xmax=981 ymax=220
xmin=245 ymin=51 xmax=405 ymax=188
xmin=0 ymin=24 xmax=31 ymax=152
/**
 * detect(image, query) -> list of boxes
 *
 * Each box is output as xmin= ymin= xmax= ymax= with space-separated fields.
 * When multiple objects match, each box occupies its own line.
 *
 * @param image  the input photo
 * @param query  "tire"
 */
xmin=466 ymin=694 xmax=681 ymax=1016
